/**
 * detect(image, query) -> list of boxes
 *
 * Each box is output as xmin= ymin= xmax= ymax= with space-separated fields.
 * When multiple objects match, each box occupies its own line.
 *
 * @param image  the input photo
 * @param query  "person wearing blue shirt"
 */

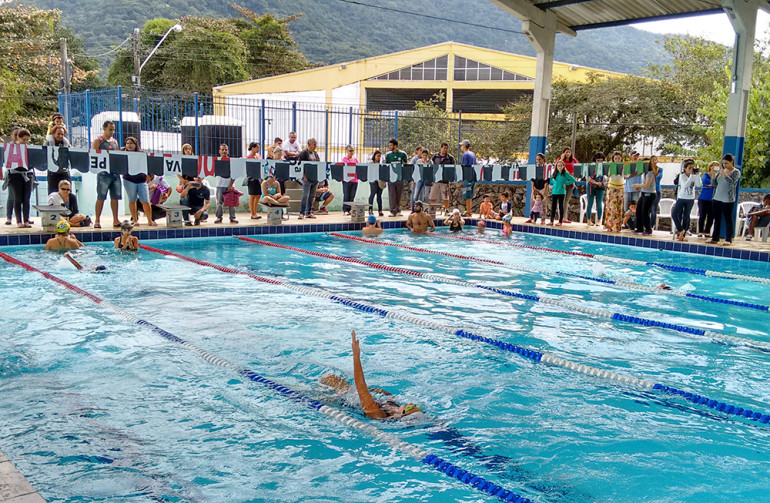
xmin=460 ymin=140 xmax=477 ymax=217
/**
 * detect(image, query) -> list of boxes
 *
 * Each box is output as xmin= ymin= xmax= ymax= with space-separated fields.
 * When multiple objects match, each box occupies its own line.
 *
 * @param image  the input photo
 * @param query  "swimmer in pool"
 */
xmin=321 ymin=331 xmax=422 ymax=420
xmin=63 ymin=253 xmax=107 ymax=272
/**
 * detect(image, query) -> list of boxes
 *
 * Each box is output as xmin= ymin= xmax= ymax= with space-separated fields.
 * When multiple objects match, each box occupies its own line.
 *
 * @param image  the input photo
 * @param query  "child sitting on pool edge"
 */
xmin=479 ymin=194 xmax=496 ymax=220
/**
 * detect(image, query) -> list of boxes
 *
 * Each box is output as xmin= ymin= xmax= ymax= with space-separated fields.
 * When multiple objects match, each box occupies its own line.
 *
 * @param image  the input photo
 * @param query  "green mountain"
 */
xmin=31 ymin=0 xmax=670 ymax=78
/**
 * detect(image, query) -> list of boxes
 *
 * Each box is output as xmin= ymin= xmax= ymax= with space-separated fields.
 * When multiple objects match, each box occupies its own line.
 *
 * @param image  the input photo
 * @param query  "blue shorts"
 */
xmin=96 ymin=172 xmax=122 ymax=200
xmin=315 ymin=191 xmax=332 ymax=202
xmin=123 ymin=180 xmax=150 ymax=203
xmin=462 ymin=181 xmax=475 ymax=200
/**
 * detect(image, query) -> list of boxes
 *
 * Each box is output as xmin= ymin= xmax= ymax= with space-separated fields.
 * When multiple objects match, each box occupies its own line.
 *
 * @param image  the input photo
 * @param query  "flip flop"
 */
xmin=94 ymin=223 xmax=101 ymax=229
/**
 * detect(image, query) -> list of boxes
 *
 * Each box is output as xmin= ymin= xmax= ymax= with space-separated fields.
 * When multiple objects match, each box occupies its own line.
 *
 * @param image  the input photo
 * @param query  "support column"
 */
xmin=524 ymin=14 xmax=556 ymax=164
xmin=722 ymin=0 xmax=758 ymax=165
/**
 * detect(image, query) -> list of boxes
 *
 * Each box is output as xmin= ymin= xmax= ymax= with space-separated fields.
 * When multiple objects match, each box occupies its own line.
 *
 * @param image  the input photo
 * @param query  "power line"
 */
xmin=332 ymin=0 xmax=525 ymax=35
xmin=87 ymin=35 xmax=132 ymax=58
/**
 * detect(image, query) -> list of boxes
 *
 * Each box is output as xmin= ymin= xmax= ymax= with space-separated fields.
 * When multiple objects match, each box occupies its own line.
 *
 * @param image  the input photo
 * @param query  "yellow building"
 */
xmin=214 ymin=41 xmax=622 ymax=119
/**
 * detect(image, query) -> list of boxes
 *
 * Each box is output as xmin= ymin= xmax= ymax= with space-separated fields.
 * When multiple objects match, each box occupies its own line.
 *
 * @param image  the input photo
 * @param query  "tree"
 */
xmin=0 ymin=4 xmax=100 ymax=138
xmin=107 ymin=4 xmax=309 ymax=94
xmin=396 ymin=92 xmax=459 ymax=155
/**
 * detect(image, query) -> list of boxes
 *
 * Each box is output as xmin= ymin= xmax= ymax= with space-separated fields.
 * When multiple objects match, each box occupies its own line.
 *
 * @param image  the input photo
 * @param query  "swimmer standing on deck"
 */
xmin=321 ymin=331 xmax=422 ymax=420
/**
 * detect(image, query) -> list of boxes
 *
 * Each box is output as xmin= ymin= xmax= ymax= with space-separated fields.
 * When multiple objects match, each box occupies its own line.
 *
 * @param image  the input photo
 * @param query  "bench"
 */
xmin=159 ymin=203 xmax=191 ymax=228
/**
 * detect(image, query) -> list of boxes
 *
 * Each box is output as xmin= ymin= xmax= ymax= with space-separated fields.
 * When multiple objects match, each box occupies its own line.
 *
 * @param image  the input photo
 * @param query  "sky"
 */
xmin=633 ymin=10 xmax=770 ymax=46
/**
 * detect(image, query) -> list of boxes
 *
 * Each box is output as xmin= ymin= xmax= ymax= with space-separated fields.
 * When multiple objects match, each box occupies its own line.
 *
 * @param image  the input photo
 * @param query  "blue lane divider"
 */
xmin=653 ymin=384 xmax=770 ymax=423
xmin=646 ymin=262 xmax=706 ymax=275
xmin=684 ymin=293 xmax=769 ymax=311
xmin=610 ymin=313 xmax=707 ymax=336
xmin=422 ymin=455 xmax=532 ymax=502
xmin=454 ymin=329 xmax=544 ymax=362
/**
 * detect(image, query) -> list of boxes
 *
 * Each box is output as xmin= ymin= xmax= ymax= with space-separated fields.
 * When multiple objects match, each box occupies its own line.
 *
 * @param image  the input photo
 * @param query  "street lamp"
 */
xmin=132 ymin=23 xmax=182 ymax=87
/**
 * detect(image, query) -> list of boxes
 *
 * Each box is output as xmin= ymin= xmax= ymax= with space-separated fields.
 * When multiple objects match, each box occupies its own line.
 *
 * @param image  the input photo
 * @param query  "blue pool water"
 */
xmin=1 ymin=229 xmax=770 ymax=502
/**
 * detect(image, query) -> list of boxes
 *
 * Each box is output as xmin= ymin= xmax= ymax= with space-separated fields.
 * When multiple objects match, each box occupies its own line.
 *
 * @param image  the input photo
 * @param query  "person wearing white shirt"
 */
xmin=284 ymin=131 xmax=301 ymax=160
xmin=671 ymin=159 xmax=702 ymax=241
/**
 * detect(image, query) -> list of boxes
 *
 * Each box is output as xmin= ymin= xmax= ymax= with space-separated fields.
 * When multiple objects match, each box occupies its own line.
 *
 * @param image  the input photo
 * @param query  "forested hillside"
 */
xmin=29 ymin=0 xmax=671 ymax=75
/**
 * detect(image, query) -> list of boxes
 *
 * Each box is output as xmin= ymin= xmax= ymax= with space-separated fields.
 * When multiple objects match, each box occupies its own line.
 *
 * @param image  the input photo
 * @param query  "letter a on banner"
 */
xmin=4 ymin=143 xmax=28 ymax=170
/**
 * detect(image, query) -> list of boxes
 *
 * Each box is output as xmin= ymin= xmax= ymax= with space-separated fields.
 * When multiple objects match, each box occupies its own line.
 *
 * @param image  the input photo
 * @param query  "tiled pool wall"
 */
xmin=1 ymin=218 xmax=768 ymax=263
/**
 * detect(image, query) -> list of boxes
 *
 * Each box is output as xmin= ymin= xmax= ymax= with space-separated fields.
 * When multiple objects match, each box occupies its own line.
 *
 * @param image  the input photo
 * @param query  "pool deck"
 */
xmin=0 ymin=450 xmax=45 ymax=503
xmin=0 ymin=211 xmax=768 ymax=261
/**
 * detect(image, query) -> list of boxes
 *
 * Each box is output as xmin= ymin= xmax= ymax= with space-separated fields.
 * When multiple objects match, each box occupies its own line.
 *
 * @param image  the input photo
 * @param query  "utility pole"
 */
xmin=60 ymin=38 xmax=71 ymax=93
xmin=131 ymin=28 xmax=141 ymax=88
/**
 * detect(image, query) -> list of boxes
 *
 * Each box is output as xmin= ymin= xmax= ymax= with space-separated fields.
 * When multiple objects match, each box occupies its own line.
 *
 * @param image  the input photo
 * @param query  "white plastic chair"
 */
xmin=736 ymin=201 xmax=757 ymax=237
xmin=579 ymin=193 xmax=597 ymax=223
xmin=656 ymin=198 xmax=675 ymax=229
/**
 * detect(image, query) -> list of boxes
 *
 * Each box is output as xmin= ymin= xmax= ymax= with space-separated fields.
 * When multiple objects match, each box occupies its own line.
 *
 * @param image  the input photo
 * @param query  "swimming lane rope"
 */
xmin=0 ymin=251 xmax=531 ymax=503
xmin=329 ymin=233 xmax=770 ymax=313
xmin=134 ymin=246 xmax=770 ymax=428
xmin=427 ymin=232 xmax=770 ymax=286
xmin=237 ymin=237 xmax=770 ymax=352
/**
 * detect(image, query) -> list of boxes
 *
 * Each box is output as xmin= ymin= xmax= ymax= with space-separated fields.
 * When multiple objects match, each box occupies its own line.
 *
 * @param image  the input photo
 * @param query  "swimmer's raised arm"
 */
xmin=351 ymin=330 xmax=387 ymax=419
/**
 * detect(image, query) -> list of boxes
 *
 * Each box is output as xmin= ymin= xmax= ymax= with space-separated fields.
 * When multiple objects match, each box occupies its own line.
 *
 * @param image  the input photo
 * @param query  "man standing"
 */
xmin=214 ymin=143 xmax=238 ymax=224
xmin=181 ymin=175 xmax=211 ymax=226
xmin=385 ymin=139 xmax=408 ymax=217
xmin=459 ymin=140 xmax=477 ymax=217
xmin=299 ymin=138 xmax=321 ymax=219
xmin=92 ymin=120 xmax=121 ymax=229
xmin=429 ymin=142 xmax=455 ymax=215
xmin=284 ymin=132 xmax=301 ymax=160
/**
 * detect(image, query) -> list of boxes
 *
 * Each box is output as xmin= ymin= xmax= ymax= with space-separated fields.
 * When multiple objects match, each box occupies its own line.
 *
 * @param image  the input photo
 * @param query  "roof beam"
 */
xmin=570 ymin=7 xmax=724 ymax=30
xmin=487 ymin=0 xmax=576 ymax=36
xmin=534 ymin=0 xmax=596 ymax=10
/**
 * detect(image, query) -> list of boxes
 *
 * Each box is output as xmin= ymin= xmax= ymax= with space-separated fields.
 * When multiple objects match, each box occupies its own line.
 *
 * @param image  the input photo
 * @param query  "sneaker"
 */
xmin=746 ymin=234 xmax=753 ymax=241
xmin=378 ymin=211 xmax=384 ymax=217
xmin=632 ymin=230 xmax=643 ymax=235
xmin=317 ymin=208 xmax=329 ymax=215
xmin=184 ymin=221 xmax=193 ymax=226
xmin=344 ymin=211 xmax=350 ymax=216
xmin=462 ymin=211 xmax=471 ymax=217
xmin=298 ymin=214 xmax=304 ymax=220
xmin=523 ymin=219 xmax=532 ymax=224
xmin=214 ymin=218 xmax=223 ymax=224
xmin=230 ymin=219 xmax=239 ymax=224
xmin=642 ymin=231 xmax=652 ymax=236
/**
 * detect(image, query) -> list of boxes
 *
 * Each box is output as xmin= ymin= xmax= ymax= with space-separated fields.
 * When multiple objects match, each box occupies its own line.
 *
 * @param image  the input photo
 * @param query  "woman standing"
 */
xmin=585 ymin=152 xmax=606 ymax=226
xmin=4 ymin=127 xmax=20 ymax=225
xmin=631 ymin=160 xmax=658 ymax=235
xmin=547 ymin=160 xmax=576 ymax=227
xmin=648 ymin=156 xmax=662 ymax=228
xmin=557 ymin=147 xmax=578 ymax=223
xmin=6 ymin=128 xmax=33 ymax=228
xmin=44 ymin=125 xmax=72 ymax=194
xmin=246 ymin=141 xmax=262 ymax=219
xmin=604 ymin=151 xmax=625 ymax=233
xmin=122 ymin=137 xmax=156 ymax=226
xmin=368 ymin=150 xmax=384 ymax=216
xmin=708 ymin=154 xmax=741 ymax=246
xmin=697 ymin=161 xmax=718 ymax=237
xmin=341 ymin=145 xmax=359 ymax=215
xmin=670 ymin=160 xmax=701 ymax=241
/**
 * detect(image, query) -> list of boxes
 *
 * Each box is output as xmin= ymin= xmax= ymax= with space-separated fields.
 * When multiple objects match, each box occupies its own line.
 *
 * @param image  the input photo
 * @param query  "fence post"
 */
xmin=261 ymin=99 xmax=266 ymax=159
xmin=85 ymin=89 xmax=92 ymax=146
xmin=457 ymin=110 xmax=463 ymax=160
xmin=325 ymin=108 xmax=330 ymax=162
xmin=117 ymin=85 xmax=124 ymax=146
xmin=292 ymin=102 xmax=297 ymax=134
xmin=349 ymin=107 xmax=354 ymax=146
xmin=394 ymin=111 xmax=399 ymax=140
xmin=194 ymin=92 xmax=200 ymax=155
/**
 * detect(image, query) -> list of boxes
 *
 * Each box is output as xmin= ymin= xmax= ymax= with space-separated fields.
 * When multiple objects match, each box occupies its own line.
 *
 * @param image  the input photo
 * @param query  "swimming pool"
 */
xmin=1 ymin=229 xmax=769 ymax=502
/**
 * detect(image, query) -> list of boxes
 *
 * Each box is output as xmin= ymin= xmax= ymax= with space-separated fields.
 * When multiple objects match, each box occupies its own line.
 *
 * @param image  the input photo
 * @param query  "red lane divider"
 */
xmin=427 ymin=232 xmax=595 ymax=258
xmin=328 ymin=233 xmax=507 ymax=266
xmin=139 ymin=245 xmax=283 ymax=286
xmin=237 ymin=237 xmax=424 ymax=277
xmin=0 ymin=251 xmax=104 ymax=304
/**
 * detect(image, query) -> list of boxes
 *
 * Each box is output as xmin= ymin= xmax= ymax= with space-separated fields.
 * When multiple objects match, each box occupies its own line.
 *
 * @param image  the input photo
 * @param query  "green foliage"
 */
xmin=397 ymin=92 xmax=458 ymax=156
xmin=0 ymin=4 xmax=99 ymax=137
xmin=106 ymin=5 xmax=308 ymax=93
xmin=30 ymin=0 xmax=670 ymax=76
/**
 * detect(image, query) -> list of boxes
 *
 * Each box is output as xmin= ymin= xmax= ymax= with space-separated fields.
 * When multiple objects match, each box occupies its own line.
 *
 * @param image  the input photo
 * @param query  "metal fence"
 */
xmin=58 ymin=86 xmax=487 ymax=162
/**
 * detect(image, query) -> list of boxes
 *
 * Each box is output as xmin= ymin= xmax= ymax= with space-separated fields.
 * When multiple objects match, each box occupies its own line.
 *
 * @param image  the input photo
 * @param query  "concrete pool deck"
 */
xmin=0 ymin=210 xmax=768 ymax=261
xmin=0 ymin=450 xmax=45 ymax=503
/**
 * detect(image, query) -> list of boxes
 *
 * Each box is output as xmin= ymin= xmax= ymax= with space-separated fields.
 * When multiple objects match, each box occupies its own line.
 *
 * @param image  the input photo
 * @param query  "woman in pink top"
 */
xmin=557 ymin=147 xmax=579 ymax=223
xmin=341 ymin=144 xmax=359 ymax=215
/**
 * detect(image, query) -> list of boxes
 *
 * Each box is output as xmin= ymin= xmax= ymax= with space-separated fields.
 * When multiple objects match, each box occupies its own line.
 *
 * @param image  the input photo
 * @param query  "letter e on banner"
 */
xmin=89 ymin=149 xmax=109 ymax=174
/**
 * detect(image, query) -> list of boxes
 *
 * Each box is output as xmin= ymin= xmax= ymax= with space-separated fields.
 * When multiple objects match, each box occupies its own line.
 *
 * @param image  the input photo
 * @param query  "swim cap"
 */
xmin=502 ymin=213 xmax=512 ymax=223
xmin=478 ymin=220 xmax=486 ymax=227
xmin=452 ymin=208 xmax=460 ymax=215
xmin=120 ymin=220 xmax=134 ymax=231
xmin=414 ymin=200 xmax=423 ymax=208
xmin=56 ymin=220 xmax=70 ymax=234
xmin=367 ymin=215 xmax=377 ymax=224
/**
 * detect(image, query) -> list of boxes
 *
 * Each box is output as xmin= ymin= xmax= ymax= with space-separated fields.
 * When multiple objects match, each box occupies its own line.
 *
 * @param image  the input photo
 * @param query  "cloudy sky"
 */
xmin=633 ymin=10 xmax=770 ymax=46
